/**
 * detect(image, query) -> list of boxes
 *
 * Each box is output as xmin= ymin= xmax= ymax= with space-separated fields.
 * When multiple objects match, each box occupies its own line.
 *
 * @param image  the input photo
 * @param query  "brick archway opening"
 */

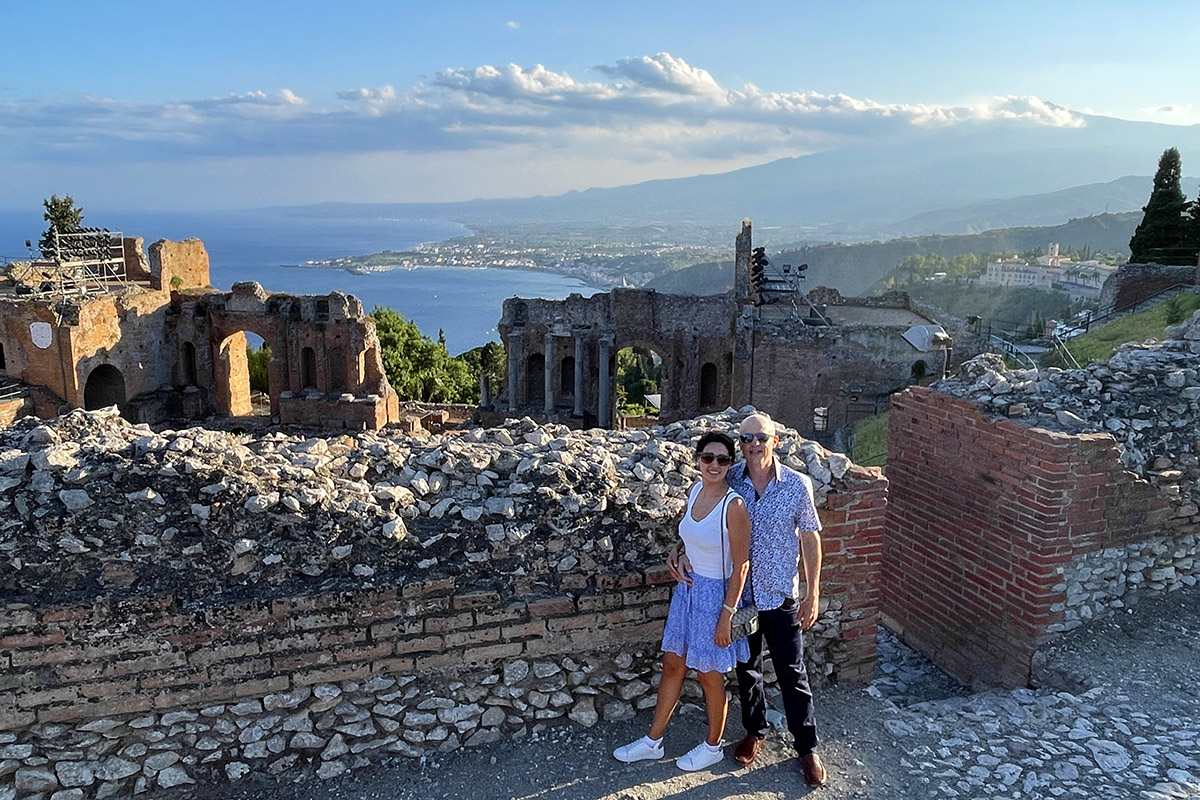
xmin=526 ymin=353 xmax=545 ymax=405
xmin=217 ymin=331 xmax=274 ymax=417
xmin=84 ymin=364 xmax=126 ymax=410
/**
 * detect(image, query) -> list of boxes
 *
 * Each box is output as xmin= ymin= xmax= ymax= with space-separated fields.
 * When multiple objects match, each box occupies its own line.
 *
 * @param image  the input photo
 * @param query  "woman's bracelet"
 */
xmin=722 ymin=604 xmax=737 ymax=615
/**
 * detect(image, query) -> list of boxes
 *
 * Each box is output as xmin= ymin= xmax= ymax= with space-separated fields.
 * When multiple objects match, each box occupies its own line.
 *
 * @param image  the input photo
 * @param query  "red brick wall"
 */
xmin=815 ymin=467 xmax=888 ymax=683
xmin=883 ymin=387 xmax=1173 ymax=688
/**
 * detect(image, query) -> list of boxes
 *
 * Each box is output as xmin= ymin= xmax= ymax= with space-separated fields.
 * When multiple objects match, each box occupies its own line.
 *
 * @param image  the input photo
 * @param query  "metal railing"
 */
xmin=1053 ymin=283 xmax=1200 ymax=339
xmin=988 ymin=334 xmax=1040 ymax=371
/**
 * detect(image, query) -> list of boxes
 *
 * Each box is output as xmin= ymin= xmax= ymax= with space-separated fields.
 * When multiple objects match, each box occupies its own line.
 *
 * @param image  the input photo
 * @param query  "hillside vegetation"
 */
xmin=1044 ymin=292 xmax=1200 ymax=368
xmin=907 ymin=284 xmax=1081 ymax=338
xmin=646 ymin=212 xmax=1138 ymax=297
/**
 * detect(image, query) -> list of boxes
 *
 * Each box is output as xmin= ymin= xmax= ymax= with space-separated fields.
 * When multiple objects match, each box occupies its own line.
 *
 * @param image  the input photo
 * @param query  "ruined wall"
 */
xmin=0 ymin=396 xmax=30 ymax=427
xmin=884 ymin=327 xmax=1200 ymax=688
xmin=0 ymin=289 xmax=171 ymax=412
xmin=148 ymin=239 xmax=210 ymax=292
xmin=738 ymin=322 xmax=927 ymax=436
xmin=499 ymin=290 xmax=736 ymax=425
xmin=168 ymin=283 xmax=399 ymax=428
xmin=1097 ymin=262 xmax=1197 ymax=316
xmin=121 ymin=237 xmax=152 ymax=283
xmin=0 ymin=407 xmax=884 ymax=797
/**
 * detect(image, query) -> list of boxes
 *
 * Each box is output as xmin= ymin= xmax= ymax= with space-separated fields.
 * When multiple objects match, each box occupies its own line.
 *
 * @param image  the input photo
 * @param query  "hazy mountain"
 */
xmin=876 ymin=175 xmax=1199 ymax=238
xmin=277 ymin=113 xmax=1200 ymax=242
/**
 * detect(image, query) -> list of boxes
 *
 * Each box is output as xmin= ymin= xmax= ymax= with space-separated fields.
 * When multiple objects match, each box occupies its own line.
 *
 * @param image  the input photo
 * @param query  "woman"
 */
xmin=613 ymin=431 xmax=752 ymax=771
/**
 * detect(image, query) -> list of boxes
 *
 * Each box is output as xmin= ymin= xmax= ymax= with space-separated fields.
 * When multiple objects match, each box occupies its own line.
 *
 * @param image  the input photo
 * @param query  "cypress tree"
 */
xmin=1182 ymin=188 xmax=1200 ymax=267
xmin=1129 ymin=148 xmax=1188 ymax=264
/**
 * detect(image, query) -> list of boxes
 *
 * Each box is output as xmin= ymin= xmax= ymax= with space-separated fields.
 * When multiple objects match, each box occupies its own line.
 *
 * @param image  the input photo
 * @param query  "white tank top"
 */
xmin=678 ymin=484 xmax=738 ymax=580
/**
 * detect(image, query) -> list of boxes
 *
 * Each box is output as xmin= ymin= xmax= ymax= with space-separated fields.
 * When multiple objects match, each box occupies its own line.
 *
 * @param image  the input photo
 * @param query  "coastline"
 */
xmin=282 ymin=259 xmax=613 ymax=291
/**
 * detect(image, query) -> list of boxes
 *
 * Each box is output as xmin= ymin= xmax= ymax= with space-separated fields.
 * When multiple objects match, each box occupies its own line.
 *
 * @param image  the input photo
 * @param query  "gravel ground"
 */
xmin=155 ymin=588 xmax=1200 ymax=800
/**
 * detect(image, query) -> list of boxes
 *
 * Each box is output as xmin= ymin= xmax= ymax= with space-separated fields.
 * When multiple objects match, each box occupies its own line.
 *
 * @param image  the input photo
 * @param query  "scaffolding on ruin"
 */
xmin=27 ymin=228 xmax=128 ymax=301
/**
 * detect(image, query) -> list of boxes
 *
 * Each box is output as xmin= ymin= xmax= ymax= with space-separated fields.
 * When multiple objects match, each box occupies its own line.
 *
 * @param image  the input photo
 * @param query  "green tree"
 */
xmin=615 ymin=347 xmax=660 ymax=412
xmin=458 ymin=341 xmax=506 ymax=399
xmin=246 ymin=344 xmax=271 ymax=393
xmin=1181 ymin=187 xmax=1200 ymax=266
xmin=371 ymin=307 xmax=476 ymax=403
xmin=39 ymin=194 xmax=84 ymax=257
xmin=1129 ymin=148 xmax=1189 ymax=264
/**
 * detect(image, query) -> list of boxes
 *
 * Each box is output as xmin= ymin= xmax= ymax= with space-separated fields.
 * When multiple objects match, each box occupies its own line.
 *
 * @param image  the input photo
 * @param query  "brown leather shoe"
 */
xmin=800 ymin=752 xmax=827 ymax=787
xmin=733 ymin=734 xmax=764 ymax=765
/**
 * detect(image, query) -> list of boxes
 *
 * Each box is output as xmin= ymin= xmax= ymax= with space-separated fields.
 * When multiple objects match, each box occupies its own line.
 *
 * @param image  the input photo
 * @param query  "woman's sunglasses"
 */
xmin=739 ymin=433 xmax=773 ymax=444
xmin=698 ymin=453 xmax=734 ymax=466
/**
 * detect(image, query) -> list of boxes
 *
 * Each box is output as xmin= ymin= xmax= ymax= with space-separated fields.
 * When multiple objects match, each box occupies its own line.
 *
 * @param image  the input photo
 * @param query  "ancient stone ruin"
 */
xmin=498 ymin=220 xmax=984 ymax=440
xmin=0 ymin=408 xmax=885 ymax=797
xmin=0 ymin=238 xmax=399 ymax=430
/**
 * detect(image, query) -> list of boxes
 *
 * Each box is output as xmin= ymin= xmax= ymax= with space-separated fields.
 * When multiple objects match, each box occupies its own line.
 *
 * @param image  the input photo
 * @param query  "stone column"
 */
xmin=573 ymin=330 xmax=585 ymax=417
xmin=507 ymin=329 xmax=522 ymax=412
xmin=598 ymin=333 xmax=614 ymax=428
xmin=543 ymin=332 xmax=556 ymax=415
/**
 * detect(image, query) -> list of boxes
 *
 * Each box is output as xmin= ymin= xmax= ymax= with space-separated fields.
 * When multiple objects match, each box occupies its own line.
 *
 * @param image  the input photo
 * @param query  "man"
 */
xmin=669 ymin=413 xmax=827 ymax=788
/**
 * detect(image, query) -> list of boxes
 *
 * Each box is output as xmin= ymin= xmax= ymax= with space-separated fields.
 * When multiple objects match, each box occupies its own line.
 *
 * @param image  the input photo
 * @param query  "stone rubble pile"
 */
xmin=0 ymin=406 xmax=855 ymax=606
xmin=0 ymin=407 xmax=869 ymax=797
xmin=935 ymin=311 xmax=1200 ymax=630
xmin=941 ymin=309 xmax=1200 ymax=483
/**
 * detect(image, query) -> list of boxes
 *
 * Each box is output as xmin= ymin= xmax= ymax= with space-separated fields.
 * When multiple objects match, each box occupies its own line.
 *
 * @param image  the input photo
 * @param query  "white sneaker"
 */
xmin=677 ymin=740 xmax=724 ymax=771
xmin=613 ymin=736 xmax=664 ymax=763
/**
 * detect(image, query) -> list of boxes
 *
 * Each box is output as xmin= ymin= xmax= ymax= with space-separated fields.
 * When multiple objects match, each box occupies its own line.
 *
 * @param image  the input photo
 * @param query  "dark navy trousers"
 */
xmin=735 ymin=598 xmax=819 ymax=755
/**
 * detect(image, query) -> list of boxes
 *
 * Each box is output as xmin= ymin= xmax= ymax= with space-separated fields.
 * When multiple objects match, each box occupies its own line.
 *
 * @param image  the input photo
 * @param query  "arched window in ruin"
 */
xmin=911 ymin=359 xmax=928 ymax=382
xmin=560 ymin=356 xmax=575 ymax=398
xmin=328 ymin=347 xmax=347 ymax=393
xmin=84 ymin=364 xmax=126 ymax=410
xmin=301 ymin=347 xmax=317 ymax=390
xmin=181 ymin=342 xmax=198 ymax=386
xmin=699 ymin=362 xmax=718 ymax=408
xmin=526 ymin=353 xmax=545 ymax=404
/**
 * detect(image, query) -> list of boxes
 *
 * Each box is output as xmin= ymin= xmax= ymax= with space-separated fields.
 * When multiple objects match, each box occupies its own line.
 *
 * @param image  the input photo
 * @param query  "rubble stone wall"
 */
xmin=1097 ymin=262 xmax=1197 ymax=316
xmin=0 ymin=408 xmax=884 ymax=797
xmin=884 ymin=385 xmax=1197 ymax=689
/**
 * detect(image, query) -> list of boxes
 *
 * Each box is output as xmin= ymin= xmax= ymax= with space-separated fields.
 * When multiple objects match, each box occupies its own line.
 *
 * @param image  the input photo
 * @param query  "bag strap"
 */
xmin=718 ymin=488 xmax=736 ymax=598
xmin=719 ymin=487 xmax=754 ymax=607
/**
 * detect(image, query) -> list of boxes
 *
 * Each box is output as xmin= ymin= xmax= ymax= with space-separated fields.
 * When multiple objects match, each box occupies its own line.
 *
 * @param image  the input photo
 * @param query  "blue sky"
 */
xmin=4 ymin=0 xmax=1198 ymax=210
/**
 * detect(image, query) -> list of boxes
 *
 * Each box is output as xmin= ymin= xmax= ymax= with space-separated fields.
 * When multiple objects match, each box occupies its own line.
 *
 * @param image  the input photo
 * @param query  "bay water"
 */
xmin=0 ymin=208 xmax=597 ymax=355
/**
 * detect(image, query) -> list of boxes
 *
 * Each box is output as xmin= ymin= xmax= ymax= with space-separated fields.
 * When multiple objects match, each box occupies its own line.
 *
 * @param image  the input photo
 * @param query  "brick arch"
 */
xmin=83 ymin=364 xmax=126 ymax=410
xmin=213 ymin=326 xmax=280 ymax=417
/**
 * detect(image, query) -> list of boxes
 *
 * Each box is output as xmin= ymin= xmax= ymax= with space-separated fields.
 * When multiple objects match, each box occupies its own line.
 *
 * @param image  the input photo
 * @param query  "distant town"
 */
xmin=288 ymin=229 xmax=725 ymax=289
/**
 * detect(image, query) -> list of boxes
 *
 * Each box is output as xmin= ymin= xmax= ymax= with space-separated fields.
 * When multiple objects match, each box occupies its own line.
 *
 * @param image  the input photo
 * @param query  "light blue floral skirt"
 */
xmin=661 ymin=574 xmax=750 ymax=673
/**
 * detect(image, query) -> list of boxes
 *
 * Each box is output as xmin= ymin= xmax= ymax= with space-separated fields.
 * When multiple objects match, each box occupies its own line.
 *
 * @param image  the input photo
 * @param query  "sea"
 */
xmin=0 ymin=208 xmax=597 ymax=355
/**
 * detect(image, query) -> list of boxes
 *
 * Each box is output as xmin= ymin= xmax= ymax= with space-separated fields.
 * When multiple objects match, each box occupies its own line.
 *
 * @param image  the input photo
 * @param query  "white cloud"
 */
xmin=0 ymin=53 xmax=1085 ymax=169
xmin=506 ymin=20 xmax=519 ymax=29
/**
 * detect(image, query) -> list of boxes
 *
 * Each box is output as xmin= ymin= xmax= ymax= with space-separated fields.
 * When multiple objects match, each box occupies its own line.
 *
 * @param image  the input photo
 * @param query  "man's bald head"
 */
xmin=740 ymin=413 xmax=777 ymax=437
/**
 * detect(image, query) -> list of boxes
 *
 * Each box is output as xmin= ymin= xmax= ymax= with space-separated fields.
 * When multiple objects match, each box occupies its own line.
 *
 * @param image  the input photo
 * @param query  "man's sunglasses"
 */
xmin=739 ymin=433 xmax=773 ymax=444
xmin=698 ymin=453 xmax=734 ymax=466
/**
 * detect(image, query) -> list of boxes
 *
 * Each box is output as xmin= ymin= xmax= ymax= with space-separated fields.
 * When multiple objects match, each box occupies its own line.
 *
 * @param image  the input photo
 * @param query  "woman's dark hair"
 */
xmin=695 ymin=431 xmax=736 ymax=459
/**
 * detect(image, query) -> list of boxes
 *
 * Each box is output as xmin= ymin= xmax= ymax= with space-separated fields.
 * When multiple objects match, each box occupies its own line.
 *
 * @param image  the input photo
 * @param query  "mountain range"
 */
xmin=277 ymin=112 xmax=1200 ymax=244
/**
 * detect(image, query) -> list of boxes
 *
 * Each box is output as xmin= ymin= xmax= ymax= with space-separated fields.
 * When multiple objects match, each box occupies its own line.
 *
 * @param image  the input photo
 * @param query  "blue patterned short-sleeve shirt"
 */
xmin=727 ymin=459 xmax=822 ymax=611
